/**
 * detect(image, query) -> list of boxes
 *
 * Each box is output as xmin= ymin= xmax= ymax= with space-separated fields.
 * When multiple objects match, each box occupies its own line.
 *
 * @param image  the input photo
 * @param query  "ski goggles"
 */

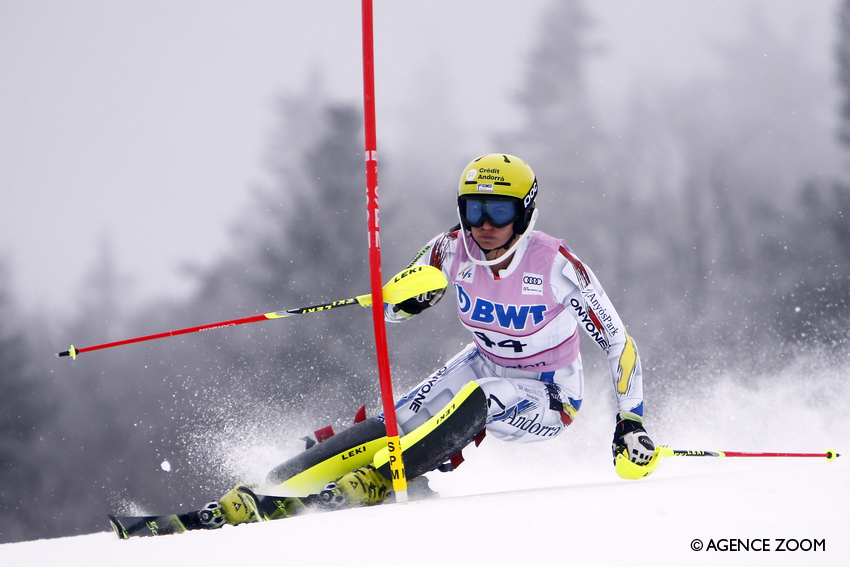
xmin=460 ymin=197 xmax=521 ymax=228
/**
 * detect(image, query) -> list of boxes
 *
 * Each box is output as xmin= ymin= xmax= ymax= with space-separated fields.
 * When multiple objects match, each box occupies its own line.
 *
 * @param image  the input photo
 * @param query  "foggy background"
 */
xmin=2 ymin=0 xmax=848 ymax=543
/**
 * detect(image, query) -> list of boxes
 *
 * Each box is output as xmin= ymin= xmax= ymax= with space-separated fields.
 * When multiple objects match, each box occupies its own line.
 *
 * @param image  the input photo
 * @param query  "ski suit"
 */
xmin=386 ymin=228 xmax=645 ymax=443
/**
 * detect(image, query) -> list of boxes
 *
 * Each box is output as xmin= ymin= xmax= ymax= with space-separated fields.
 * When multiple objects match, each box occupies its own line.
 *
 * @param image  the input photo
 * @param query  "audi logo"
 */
xmin=523 ymin=276 xmax=543 ymax=285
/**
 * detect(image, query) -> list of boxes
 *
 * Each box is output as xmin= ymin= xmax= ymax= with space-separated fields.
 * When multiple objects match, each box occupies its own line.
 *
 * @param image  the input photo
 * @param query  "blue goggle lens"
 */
xmin=464 ymin=198 xmax=519 ymax=228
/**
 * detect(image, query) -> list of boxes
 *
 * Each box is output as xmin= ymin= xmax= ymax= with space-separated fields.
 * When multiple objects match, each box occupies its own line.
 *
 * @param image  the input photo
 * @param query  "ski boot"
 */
xmin=184 ymin=485 xmax=261 ymax=532
xmin=319 ymin=465 xmax=392 ymax=509
xmin=217 ymin=484 xmax=262 ymax=525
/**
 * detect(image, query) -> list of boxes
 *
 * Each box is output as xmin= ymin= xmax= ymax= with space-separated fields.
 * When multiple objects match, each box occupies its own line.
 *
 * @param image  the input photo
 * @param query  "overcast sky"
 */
xmin=0 ymin=0 xmax=838 ymax=316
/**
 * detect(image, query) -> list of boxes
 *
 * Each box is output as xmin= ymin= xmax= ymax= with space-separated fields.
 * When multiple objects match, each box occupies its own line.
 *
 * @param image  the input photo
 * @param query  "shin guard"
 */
xmin=373 ymin=381 xmax=487 ymax=481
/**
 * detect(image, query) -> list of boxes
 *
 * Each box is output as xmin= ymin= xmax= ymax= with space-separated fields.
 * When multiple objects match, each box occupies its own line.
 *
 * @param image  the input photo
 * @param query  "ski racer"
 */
xmin=215 ymin=153 xmax=656 ymax=524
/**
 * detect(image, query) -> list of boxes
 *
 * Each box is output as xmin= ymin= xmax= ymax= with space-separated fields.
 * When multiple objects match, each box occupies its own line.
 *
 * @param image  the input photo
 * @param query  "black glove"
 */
xmin=612 ymin=412 xmax=655 ymax=466
xmin=392 ymin=288 xmax=444 ymax=317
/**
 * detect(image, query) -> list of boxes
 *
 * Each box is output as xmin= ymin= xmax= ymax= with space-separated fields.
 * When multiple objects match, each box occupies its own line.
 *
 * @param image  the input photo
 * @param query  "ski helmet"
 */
xmin=457 ymin=154 xmax=538 ymax=235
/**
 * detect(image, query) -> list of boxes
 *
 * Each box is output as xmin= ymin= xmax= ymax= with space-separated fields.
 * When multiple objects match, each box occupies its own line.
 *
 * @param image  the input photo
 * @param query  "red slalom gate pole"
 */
xmin=361 ymin=0 xmax=408 ymax=503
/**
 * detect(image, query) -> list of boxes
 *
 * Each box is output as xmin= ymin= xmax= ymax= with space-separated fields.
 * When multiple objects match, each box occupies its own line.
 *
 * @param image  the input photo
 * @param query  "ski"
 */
xmin=108 ymin=491 xmax=321 ymax=539
xmin=108 ymin=475 xmax=439 ymax=539
xmin=108 ymin=510 xmax=203 ymax=539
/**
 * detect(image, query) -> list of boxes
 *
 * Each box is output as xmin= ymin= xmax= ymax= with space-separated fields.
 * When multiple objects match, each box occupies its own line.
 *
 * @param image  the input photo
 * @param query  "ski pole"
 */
xmin=657 ymin=447 xmax=840 ymax=460
xmin=56 ymin=264 xmax=447 ymax=359
xmin=615 ymin=446 xmax=839 ymax=480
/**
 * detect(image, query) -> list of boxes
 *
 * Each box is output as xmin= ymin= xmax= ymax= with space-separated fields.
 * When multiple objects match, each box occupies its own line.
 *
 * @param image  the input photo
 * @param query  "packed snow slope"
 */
xmin=1 ymin=455 xmax=845 ymax=566
xmin=2 ymin=358 xmax=848 ymax=566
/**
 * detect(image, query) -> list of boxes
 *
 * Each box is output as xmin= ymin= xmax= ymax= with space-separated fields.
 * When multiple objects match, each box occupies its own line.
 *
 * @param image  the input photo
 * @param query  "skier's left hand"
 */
xmin=612 ymin=412 xmax=655 ymax=465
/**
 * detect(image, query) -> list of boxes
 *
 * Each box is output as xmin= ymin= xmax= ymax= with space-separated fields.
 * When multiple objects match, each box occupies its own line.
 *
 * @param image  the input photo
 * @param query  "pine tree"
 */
xmin=179 ymin=84 xmax=378 ymax=438
xmin=0 ymin=266 xmax=48 ymax=543
xmin=497 ymin=0 xmax=612 ymax=261
xmin=834 ymin=0 xmax=850 ymax=259
xmin=837 ymin=0 xmax=850 ymax=152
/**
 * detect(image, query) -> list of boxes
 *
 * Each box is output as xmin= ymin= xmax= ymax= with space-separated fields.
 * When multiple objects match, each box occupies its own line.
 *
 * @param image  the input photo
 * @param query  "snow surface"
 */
xmin=3 ymin=361 xmax=848 ymax=565
xmin=1 ymin=456 xmax=845 ymax=566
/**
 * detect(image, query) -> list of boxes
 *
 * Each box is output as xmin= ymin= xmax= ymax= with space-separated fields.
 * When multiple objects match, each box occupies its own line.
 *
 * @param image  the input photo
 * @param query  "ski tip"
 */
xmin=354 ymin=405 xmax=367 ymax=424
xmin=107 ymin=514 xmax=130 ymax=540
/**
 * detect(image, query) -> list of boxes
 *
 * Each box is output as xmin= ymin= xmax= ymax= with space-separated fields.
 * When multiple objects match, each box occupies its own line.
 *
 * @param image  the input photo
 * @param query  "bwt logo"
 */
xmin=456 ymin=284 xmax=547 ymax=330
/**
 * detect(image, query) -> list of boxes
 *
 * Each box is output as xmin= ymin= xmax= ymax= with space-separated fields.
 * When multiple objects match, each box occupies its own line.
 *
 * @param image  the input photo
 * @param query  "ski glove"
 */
xmin=392 ymin=288 xmax=444 ymax=317
xmin=612 ymin=411 xmax=655 ymax=466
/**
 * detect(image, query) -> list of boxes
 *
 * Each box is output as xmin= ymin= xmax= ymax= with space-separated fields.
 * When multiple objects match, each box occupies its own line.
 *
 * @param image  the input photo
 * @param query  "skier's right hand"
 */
xmin=392 ymin=288 xmax=444 ymax=317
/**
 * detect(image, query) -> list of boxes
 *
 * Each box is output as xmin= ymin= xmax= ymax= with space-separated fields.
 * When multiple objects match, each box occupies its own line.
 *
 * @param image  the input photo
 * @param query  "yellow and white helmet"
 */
xmin=457 ymin=154 xmax=538 ymax=234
